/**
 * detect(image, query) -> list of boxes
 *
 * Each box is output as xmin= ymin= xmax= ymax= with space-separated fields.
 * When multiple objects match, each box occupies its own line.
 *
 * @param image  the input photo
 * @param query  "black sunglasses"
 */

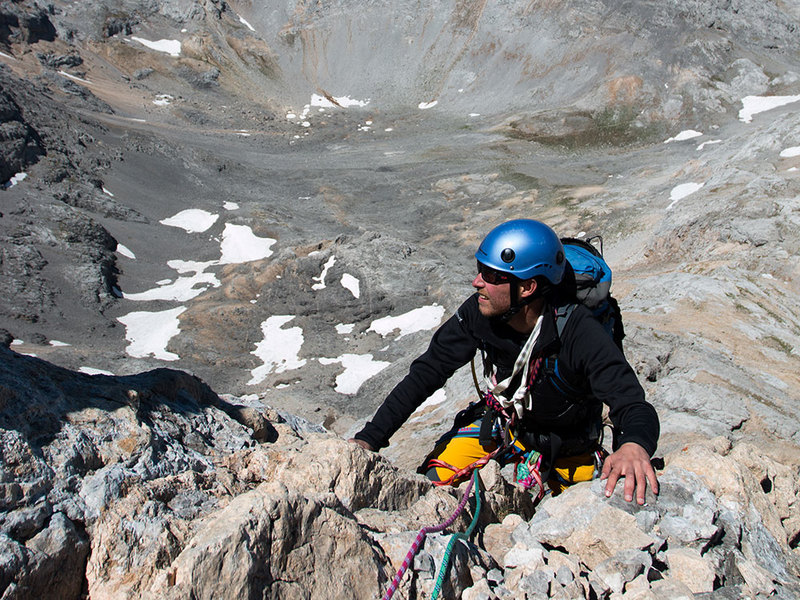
xmin=477 ymin=261 xmax=512 ymax=284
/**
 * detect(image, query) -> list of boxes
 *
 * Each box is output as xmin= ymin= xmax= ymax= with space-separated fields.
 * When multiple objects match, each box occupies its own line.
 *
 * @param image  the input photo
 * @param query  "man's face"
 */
xmin=473 ymin=262 xmax=513 ymax=318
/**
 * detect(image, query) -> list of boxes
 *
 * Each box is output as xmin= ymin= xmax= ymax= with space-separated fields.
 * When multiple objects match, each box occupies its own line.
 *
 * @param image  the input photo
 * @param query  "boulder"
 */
xmin=161 ymin=484 xmax=389 ymax=600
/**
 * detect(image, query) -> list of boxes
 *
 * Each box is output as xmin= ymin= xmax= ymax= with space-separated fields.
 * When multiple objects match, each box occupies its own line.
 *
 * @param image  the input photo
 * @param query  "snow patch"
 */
xmin=341 ymin=273 xmax=360 ymax=298
xmin=312 ymin=256 xmax=336 ymax=290
xmin=116 ymin=244 xmax=135 ymax=259
xmin=336 ymin=323 xmax=355 ymax=335
xmin=219 ymin=223 xmax=276 ymax=264
xmin=697 ymin=140 xmax=722 ymax=151
xmin=159 ymin=208 xmax=219 ymax=233
xmin=238 ymin=15 xmax=256 ymax=31
xmin=739 ymin=95 xmax=800 ymax=123
xmin=248 ymin=316 xmax=307 ymax=385
xmin=4 ymin=172 xmax=27 ymax=188
xmin=130 ymin=37 xmax=181 ymax=57
xmin=160 ymin=209 xmax=219 ymax=233
xmin=318 ymin=354 xmax=391 ymax=395
xmin=59 ymin=71 xmax=91 ymax=84
xmin=118 ymin=306 xmax=187 ymax=361
xmin=413 ymin=389 xmax=447 ymax=413
xmin=368 ymin=305 xmax=446 ymax=339
xmin=667 ymin=182 xmax=704 ymax=210
xmin=124 ymin=260 xmax=220 ymax=302
xmin=153 ymin=94 xmax=174 ymax=106
xmin=779 ymin=146 xmax=800 ymax=158
xmin=310 ymin=94 xmax=370 ymax=108
xmin=79 ymin=367 xmax=114 ymax=376
xmin=664 ymin=130 xmax=702 ymax=143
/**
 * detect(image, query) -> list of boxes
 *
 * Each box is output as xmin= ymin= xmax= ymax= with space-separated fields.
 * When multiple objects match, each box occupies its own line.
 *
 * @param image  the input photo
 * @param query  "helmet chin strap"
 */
xmin=500 ymin=282 xmax=536 ymax=322
xmin=499 ymin=279 xmax=549 ymax=322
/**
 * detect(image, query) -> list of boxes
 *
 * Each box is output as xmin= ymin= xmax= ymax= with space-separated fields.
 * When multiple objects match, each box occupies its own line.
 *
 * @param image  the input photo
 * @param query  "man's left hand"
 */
xmin=600 ymin=442 xmax=659 ymax=504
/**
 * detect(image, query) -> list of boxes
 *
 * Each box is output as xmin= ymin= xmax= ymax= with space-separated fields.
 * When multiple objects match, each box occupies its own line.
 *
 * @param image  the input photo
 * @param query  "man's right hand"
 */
xmin=348 ymin=438 xmax=375 ymax=452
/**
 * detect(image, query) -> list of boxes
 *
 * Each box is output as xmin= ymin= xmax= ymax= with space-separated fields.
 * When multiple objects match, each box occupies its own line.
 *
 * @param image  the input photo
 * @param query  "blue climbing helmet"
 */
xmin=475 ymin=219 xmax=566 ymax=284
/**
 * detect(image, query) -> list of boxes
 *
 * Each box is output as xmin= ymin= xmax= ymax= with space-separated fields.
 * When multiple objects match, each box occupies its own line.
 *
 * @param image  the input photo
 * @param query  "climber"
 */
xmin=350 ymin=219 xmax=659 ymax=504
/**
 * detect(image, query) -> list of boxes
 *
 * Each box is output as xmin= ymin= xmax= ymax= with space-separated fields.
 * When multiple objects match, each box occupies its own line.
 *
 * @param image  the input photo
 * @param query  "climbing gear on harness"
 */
xmin=431 ymin=470 xmax=483 ymax=600
xmin=381 ymin=470 xmax=481 ymax=600
xmin=514 ymin=449 xmax=545 ymax=499
xmin=422 ymin=413 xmax=547 ymax=498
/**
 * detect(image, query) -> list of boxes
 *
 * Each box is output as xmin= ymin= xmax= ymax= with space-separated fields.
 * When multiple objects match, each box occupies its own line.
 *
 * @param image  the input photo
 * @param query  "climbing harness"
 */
xmin=381 ymin=470 xmax=481 ymax=600
xmin=426 ymin=443 xmax=504 ymax=487
xmin=421 ymin=314 xmax=552 ymax=496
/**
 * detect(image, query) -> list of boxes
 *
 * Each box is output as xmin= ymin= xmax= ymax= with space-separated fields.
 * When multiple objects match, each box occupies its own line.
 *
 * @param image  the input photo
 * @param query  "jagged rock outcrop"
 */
xmin=0 ymin=2 xmax=56 ymax=47
xmin=1 ymin=346 xmax=798 ymax=599
xmin=0 ymin=67 xmax=44 ymax=184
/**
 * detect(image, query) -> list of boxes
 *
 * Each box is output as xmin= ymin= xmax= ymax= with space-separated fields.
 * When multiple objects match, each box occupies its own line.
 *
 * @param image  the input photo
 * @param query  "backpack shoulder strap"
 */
xmin=555 ymin=303 xmax=578 ymax=339
xmin=546 ymin=303 xmax=587 ymax=399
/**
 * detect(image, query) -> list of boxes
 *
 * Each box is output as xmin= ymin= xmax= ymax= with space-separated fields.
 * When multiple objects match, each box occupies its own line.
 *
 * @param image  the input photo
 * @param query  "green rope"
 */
xmin=430 ymin=470 xmax=482 ymax=600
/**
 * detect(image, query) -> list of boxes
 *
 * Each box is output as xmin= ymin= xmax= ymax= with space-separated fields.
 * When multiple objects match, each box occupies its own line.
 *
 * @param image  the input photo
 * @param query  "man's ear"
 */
xmin=518 ymin=278 xmax=538 ymax=299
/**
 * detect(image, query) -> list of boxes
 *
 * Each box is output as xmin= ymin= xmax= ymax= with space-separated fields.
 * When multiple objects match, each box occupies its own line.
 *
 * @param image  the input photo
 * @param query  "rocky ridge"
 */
xmin=1 ymin=343 xmax=798 ymax=599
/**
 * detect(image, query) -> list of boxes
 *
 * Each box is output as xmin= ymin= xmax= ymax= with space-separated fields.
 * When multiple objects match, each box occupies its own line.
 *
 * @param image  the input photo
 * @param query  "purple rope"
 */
xmin=381 ymin=475 xmax=476 ymax=600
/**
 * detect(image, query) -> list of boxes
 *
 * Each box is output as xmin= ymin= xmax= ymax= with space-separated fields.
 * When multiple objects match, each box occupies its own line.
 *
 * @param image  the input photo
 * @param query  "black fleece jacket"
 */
xmin=355 ymin=293 xmax=659 ymax=456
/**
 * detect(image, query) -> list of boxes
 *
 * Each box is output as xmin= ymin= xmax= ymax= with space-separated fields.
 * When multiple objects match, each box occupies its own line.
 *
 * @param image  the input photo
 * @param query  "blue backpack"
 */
xmin=558 ymin=236 xmax=625 ymax=351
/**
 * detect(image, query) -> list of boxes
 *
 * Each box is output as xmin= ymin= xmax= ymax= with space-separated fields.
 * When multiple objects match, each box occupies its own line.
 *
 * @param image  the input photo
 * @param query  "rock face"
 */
xmin=1 ymin=346 xmax=799 ymax=599
xmin=0 ymin=73 xmax=44 ymax=184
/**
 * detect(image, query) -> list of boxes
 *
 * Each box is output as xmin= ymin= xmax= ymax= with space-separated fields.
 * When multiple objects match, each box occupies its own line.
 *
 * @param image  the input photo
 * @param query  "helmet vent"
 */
xmin=501 ymin=248 xmax=515 ymax=263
